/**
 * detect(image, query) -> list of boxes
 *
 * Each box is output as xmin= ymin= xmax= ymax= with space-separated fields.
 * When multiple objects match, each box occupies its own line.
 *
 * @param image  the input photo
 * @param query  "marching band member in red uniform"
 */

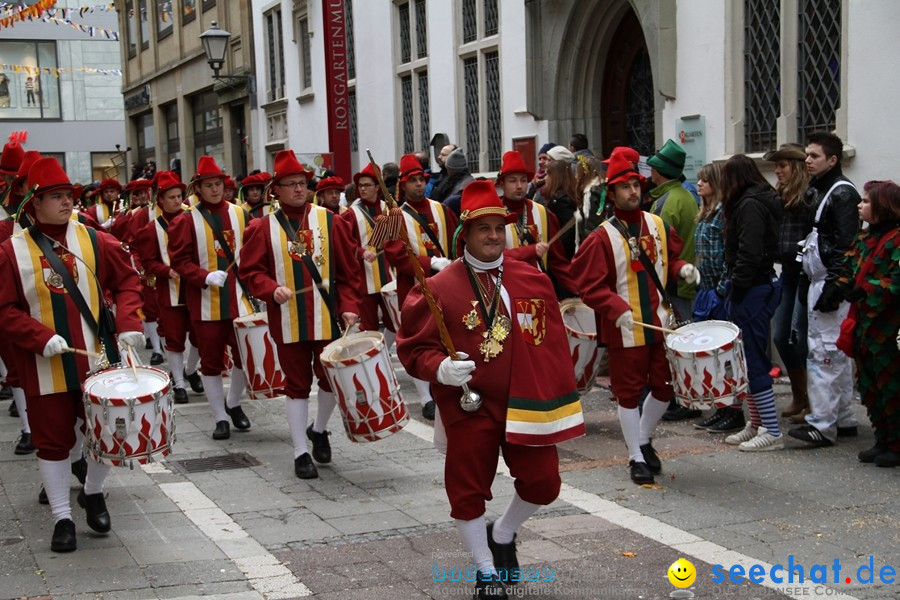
xmin=83 ymin=178 xmax=123 ymax=231
xmin=132 ymin=171 xmax=205 ymax=405
xmin=315 ymin=175 xmax=346 ymax=214
xmin=397 ymin=181 xmax=583 ymax=596
xmin=496 ymin=150 xmax=579 ymax=295
xmin=240 ymin=171 xmax=275 ymax=219
xmin=342 ymin=164 xmax=397 ymax=347
xmin=384 ymin=153 xmax=458 ymax=420
xmin=240 ymin=150 xmax=361 ymax=479
xmin=573 ymin=148 xmax=697 ymax=485
xmin=0 ymin=157 xmax=144 ymax=553
xmin=167 ymin=156 xmax=255 ymax=440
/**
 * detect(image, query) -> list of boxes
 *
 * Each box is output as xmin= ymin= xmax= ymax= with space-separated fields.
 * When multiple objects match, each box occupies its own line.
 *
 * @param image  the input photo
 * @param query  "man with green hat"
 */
xmin=647 ymin=139 xmax=699 ymax=421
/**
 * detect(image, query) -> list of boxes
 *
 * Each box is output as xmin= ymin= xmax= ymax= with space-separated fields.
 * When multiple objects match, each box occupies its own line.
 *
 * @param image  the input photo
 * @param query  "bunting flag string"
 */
xmin=0 ymin=2 xmax=115 ymax=18
xmin=40 ymin=15 xmax=119 ymax=39
xmin=0 ymin=64 xmax=123 ymax=77
xmin=0 ymin=0 xmax=57 ymax=28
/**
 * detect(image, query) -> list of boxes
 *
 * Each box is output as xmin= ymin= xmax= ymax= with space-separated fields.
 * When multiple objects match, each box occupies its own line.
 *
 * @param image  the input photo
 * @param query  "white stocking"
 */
xmin=285 ymin=397 xmax=310 ymax=458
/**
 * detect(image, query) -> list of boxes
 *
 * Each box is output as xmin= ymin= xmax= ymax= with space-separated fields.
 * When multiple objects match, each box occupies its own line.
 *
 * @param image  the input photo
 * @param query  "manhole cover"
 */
xmin=167 ymin=452 xmax=261 ymax=474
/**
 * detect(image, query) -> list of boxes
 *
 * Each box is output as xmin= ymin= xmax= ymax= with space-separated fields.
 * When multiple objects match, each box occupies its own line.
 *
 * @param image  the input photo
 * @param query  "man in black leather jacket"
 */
xmin=790 ymin=132 xmax=860 ymax=448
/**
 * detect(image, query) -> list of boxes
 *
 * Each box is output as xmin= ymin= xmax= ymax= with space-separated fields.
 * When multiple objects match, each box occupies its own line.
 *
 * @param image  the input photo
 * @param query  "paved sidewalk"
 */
xmin=0 ymin=349 xmax=897 ymax=599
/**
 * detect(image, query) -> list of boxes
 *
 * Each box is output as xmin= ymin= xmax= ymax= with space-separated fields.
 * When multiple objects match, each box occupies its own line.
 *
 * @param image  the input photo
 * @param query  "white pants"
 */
xmin=805 ymin=282 xmax=857 ymax=441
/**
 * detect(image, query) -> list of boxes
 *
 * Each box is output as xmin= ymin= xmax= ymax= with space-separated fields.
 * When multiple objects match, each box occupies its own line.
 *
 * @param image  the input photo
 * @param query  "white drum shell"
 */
xmin=560 ymin=299 xmax=605 ymax=392
xmin=234 ymin=313 xmax=286 ymax=399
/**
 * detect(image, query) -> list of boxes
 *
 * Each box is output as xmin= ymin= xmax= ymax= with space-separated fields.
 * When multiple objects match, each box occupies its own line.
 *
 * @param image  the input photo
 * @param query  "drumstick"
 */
xmin=292 ymin=278 xmax=331 ymax=295
xmin=547 ymin=217 xmax=577 ymax=246
xmin=126 ymin=346 xmax=139 ymax=380
xmin=64 ymin=346 xmax=102 ymax=358
xmin=636 ymin=321 xmax=680 ymax=335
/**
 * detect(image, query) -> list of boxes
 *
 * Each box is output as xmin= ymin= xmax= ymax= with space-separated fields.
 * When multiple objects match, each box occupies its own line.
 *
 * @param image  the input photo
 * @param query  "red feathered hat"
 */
xmin=495 ymin=150 xmax=535 ymax=182
xmin=353 ymin=163 xmax=379 ymax=188
xmin=605 ymin=147 xmax=646 ymax=189
xmin=96 ymin=178 xmax=123 ymax=193
xmin=193 ymin=155 xmax=226 ymax=182
xmin=27 ymin=157 xmax=74 ymax=196
xmin=0 ymin=141 xmax=25 ymax=176
xmin=316 ymin=175 xmax=344 ymax=193
xmin=272 ymin=150 xmax=313 ymax=183
xmin=398 ymin=154 xmax=428 ymax=184
xmin=155 ymin=170 xmax=186 ymax=196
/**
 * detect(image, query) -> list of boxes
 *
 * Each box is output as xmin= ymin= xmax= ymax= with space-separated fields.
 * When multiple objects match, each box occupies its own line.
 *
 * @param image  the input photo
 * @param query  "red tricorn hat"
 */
xmin=398 ymin=153 xmax=428 ymax=184
xmin=605 ymin=147 xmax=646 ymax=189
xmin=193 ymin=155 xmax=227 ymax=182
xmin=316 ymin=175 xmax=344 ymax=192
xmin=27 ymin=157 xmax=74 ymax=196
xmin=155 ymin=170 xmax=185 ymax=196
xmin=353 ymin=163 xmax=379 ymax=188
xmin=13 ymin=150 xmax=42 ymax=190
xmin=495 ymin=150 xmax=535 ymax=182
xmin=0 ymin=141 xmax=25 ymax=176
xmin=602 ymin=146 xmax=640 ymax=166
xmin=272 ymin=150 xmax=314 ymax=183
xmin=96 ymin=178 xmax=123 ymax=193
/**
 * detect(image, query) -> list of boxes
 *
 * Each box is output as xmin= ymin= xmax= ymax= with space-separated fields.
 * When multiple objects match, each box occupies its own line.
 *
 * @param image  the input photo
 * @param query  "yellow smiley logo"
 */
xmin=667 ymin=558 xmax=697 ymax=588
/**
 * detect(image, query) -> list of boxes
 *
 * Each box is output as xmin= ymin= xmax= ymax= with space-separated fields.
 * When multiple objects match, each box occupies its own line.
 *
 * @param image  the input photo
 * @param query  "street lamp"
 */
xmin=200 ymin=21 xmax=254 ymax=92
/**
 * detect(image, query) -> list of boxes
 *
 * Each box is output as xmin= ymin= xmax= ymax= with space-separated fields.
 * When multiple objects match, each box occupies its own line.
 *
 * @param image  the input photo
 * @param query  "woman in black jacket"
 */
xmin=720 ymin=154 xmax=785 ymax=452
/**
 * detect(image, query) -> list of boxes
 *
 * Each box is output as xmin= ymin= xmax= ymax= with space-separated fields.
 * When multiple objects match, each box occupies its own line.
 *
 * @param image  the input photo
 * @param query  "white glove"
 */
xmin=680 ymin=264 xmax=701 ymax=285
xmin=615 ymin=310 xmax=635 ymax=330
xmin=430 ymin=257 xmax=452 ymax=272
xmin=118 ymin=331 xmax=145 ymax=348
xmin=101 ymin=218 xmax=114 ymax=230
xmin=42 ymin=334 xmax=68 ymax=358
xmin=436 ymin=351 xmax=476 ymax=386
xmin=205 ymin=270 xmax=228 ymax=287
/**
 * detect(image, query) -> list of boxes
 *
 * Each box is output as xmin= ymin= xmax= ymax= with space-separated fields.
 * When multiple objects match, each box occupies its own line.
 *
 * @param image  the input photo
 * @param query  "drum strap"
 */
xmin=273 ymin=209 xmax=343 ymax=333
xmin=402 ymin=204 xmax=446 ymax=257
xmin=607 ymin=216 xmax=688 ymax=324
xmin=195 ymin=203 xmax=259 ymax=312
xmin=29 ymin=225 xmax=120 ymax=364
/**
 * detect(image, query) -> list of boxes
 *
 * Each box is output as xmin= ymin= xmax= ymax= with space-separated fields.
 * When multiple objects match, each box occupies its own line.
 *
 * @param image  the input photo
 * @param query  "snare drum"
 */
xmin=83 ymin=365 xmax=174 ymax=467
xmin=664 ymin=320 xmax=749 ymax=410
xmin=380 ymin=280 xmax=401 ymax=329
xmin=233 ymin=313 xmax=286 ymax=399
xmin=320 ymin=331 xmax=408 ymax=442
xmin=560 ymin=299 xmax=605 ymax=392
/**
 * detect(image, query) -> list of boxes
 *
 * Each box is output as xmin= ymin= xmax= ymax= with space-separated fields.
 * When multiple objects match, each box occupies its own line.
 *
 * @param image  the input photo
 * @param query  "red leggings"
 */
xmin=608 ymin=344 xmax=674 ymax=408
xmin=192 ymin=319 xmax=243 ymax=375
xmin=276 ymin=340 xmax=332 ymax=398
xmin=27 ymin=391 xmax=85 ymax=461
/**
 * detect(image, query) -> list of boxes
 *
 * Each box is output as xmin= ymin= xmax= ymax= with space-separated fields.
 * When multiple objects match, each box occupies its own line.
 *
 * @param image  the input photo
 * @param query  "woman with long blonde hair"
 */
xmin=764 ymin=143 xmax=813 ymax=422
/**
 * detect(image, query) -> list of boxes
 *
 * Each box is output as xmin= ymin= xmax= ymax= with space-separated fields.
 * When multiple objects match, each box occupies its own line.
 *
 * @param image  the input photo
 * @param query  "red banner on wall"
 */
xmin=321 ymin=0 xmax=351 ymax=181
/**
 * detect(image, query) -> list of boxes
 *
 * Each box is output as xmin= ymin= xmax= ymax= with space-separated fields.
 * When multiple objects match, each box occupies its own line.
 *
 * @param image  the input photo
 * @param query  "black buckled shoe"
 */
xmin=629 ymin=460 xmax=654 ymax=485
xmin=14 ymin=431 xmax=35 ymax=455
xmin=874 ymin=451 xmax=900 ymax=468
xmin=71 ymin=457 xmax=88 ymax=486
xmin=145 ymin=338 xmax=153 ymax=350
xmin=212 ymin=420 xmax=230 ymax=440
xmin=474 ymin=572 xmax=508 ymax=598
xmin=639 ymin=441 xmax=662 ymax=475
xmin=8 ymin=399 xmax=18 ymax=418
xmin=705 ymin=408 xmax=746 ymax=433
xmin=185 ymin=369 xmax=204 ymax=394
xmin=859 ymin=442 xmax=888 ymax=463
xmin=51 ymin=518 xmax=77 ymax=553
xmin=225 ymin=406 xmax=251 ymax=430
xmin=294 ymin=453 xmax=319 ymax=479
xmin=38 ymin=486 xmax=48 ymax=505
xmin=150 ymin=352 xmax=164 ymax=366
xmin=487 ymin=523 xmax=518 ymax=582
xmin=422 ymin=400 xmax=436 ymax=421
xmin=662 ymin=405 xmax=702 ymax=421
xmin=77 ymin=489 xmax=111 ymax=533
xmin=173 ymin=387 xmax=189 ymax=405
xmin=306 ymin=425 xmax=332 ymax=464
xmin=788 ymin=424 xmax=834 ymax=447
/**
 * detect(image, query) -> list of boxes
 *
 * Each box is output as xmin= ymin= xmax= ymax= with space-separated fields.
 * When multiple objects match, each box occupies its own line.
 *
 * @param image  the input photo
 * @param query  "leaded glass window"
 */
xmin=484 ymin=0 xmax=498 ymax=37
xmin=415 ymin=0 xmax=427 ymax=58
xmin=797 ymin=0 xmax=841 ymax=140
xmin=485 ymin=52 xmax=501 ymax=171
xmin=744 ymin=0 xmax=780 ymax=152
xmin=346 ymin=0 xmax=355 ymax=80
xmin=349 ymin=89 xmax=358 ymax=152
xmin=418 ymin=71 xmax=430 ymax=150
xmin=401 ymin=75 xmax=415 ymax=153
xmin=462 ymin=0 xmax=477 ymax=44
xmin=463 ymin=57 xmax=480 ymax=172
xmin=626 ymin=50 xmax=655 ymax=157
xmin=399 ymin=2 xmax=411 ymax=64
